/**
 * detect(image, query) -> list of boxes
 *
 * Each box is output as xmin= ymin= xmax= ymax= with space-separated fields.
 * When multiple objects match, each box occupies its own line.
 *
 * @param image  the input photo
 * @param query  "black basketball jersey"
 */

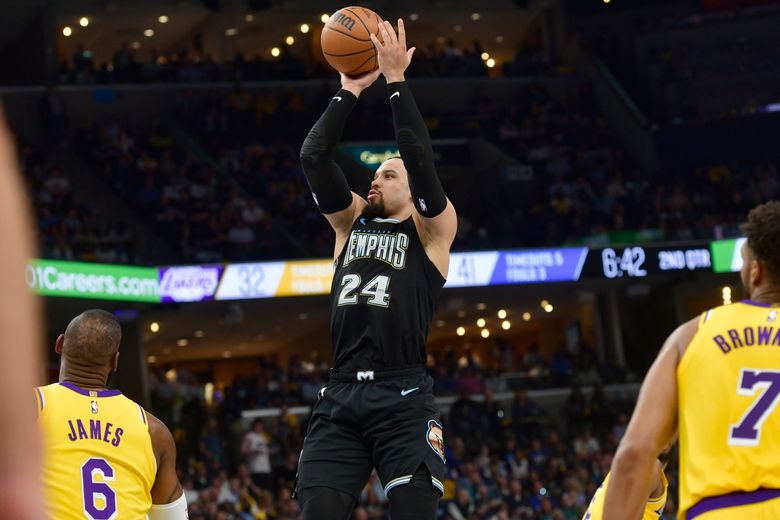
xmin=329 ymin=216 xmax=446 ymax=371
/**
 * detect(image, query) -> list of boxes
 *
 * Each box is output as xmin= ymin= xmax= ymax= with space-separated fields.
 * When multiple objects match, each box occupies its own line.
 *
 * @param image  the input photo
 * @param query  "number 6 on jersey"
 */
xmin=337 ymin=274 xmax=391 ymax=307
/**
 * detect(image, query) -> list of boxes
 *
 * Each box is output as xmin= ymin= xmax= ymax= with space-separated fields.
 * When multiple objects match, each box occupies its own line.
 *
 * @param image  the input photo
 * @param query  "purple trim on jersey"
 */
xmin=35 ymin=388 xmax=44 ymax=411
xmin=741 ymin=299 xmax=775 ymax=308
xmin=139 ymin=405 xmax=147 ymax=425
xmin=59 ymin=381 xmax=121 ymax=397
xmin=686 ymin=488 xmax=780 ymax=519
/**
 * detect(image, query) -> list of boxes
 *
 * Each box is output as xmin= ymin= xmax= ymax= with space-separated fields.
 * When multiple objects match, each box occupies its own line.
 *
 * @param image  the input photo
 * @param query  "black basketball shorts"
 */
xmin=295 ymin=367 xmax=445 ymax=500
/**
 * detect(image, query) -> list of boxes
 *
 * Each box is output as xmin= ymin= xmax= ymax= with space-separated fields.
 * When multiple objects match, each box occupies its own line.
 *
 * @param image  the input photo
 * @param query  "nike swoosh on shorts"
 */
xmin=400 ymin=387 xmax=419 ymax=397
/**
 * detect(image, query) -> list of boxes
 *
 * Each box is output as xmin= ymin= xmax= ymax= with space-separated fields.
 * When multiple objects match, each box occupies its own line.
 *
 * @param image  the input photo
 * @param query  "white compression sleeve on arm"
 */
xmin=147 ymin=493 xmax=188 ymax=520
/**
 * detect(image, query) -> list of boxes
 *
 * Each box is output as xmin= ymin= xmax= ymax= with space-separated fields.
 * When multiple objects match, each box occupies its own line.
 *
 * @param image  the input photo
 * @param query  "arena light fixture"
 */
xmin=540 ymin=299 xmax=549 ymax=309
xmin=225 ymin=27 xmax=238 ymax=36
xmin=158 ymin=15 xmax=169 ymax=24
xmin=481 ymin=52 xmax=489 ymax=60
xmin=300 ymin=23 xmax=310 ymax=34
xmin=497 ymin=309 xmax=507 ymax=319
xmin=150 ymin=322 xmax=160 ymax=333
xmin=320 ymin=14 xmax=330 ymax=23
xmin=177 ymin=339 xmax=189 ymax=347
xmin=502 ymin=320 xmax=511 ymax=330
xmin=486 ymin=58 xmax=496 ymax=68
xmin=476 ymin=302 xmax=487 ymax=310
xmin=544 ymin=304 xmax=554 ymax=313
xmin=435 ymin=320 xmax=446 ymax=327
xmin=246 ymin=14 xmax=255 ymax=22
xmin=194 ymin=330 xmax=205 ymax=338
xmin=131 ymin=41 xmax=141 ymax=49
xmin=523 ymin=312 xmax=531 ymax=321
xmin=79 ymin=17 xmax=89 ymax=27
xmin=481 ymin=329 xmax=490 ymax=338
xmin=496 ymin=35 xmax=504 ymax=43
xmin=454 ymin=24 xmax=462 ymax=32
xmin=147 ymin=355 xmax=157 ymax=363
xmin=143 ymin=28 xmax=154 ymax=37
xmin=271 ymin=47 xmax=281 ymax=57
xmin=456 ymin=326 xmax=466 ymax=336
xmin=456 ymin=310 xmax=466 ymax=318
xmin=477 ymin=318 xmax=486 ymax=328
xmin=62 ymin=26 xmax=73 ymax=37
xmin=471 ymin=13 xmax=481 ymax=21
xmin=409 ymin=13 xmax=419 ymax=21
xmin=222 ymin=351 xmax=232 ymax=358
xmin=286 ymin=35 xmax=295 ymax=45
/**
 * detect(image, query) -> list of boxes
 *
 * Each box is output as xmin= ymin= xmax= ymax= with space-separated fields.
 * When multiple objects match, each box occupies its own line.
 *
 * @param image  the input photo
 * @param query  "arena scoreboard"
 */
xmin=580 ymin=245 xmax=713 ymax=279
xmin=25 ymin=240 xmax=737 ymax=302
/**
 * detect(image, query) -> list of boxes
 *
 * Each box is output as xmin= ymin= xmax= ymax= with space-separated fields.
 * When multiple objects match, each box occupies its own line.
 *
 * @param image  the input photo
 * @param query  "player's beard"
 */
xmin=362 ymin=199 xmax=386 ymax=219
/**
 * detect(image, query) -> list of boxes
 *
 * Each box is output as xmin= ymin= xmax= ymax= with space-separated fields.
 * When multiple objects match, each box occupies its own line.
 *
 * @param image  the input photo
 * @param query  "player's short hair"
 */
xmin=741 ymin=201 xmax=780 ymax=280
xmin=63 ymin=309 xmax=121 ymax=366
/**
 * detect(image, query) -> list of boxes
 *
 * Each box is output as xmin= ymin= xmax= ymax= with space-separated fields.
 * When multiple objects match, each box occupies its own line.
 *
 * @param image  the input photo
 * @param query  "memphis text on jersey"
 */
xmin=342 ymin=230 xmax=409 ymax=270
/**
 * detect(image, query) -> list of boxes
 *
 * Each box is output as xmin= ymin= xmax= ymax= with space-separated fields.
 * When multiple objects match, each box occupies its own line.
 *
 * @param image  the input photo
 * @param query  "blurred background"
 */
xmin=5 ymin=0 xmax=780 ymax=518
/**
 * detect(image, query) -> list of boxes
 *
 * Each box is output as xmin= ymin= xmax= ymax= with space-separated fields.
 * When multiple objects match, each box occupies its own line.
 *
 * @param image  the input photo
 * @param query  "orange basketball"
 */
xmin=321 ymin=6 xmax=383 ymax=76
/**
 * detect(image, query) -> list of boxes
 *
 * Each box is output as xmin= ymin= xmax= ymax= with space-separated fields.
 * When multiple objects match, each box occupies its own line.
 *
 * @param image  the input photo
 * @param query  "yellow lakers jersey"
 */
xmin=583 ymin=470 xmax=668 ymax=520
xmin=36 ymin=381 xmax=157 ymax=520
xmin=678 ymin=301 xmax=780 ymax=518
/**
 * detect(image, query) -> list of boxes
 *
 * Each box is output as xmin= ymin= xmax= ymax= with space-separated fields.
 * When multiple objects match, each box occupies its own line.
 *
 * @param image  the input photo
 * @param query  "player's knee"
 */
xmin=387 ymin=465 xmax=440 ymax=520
xmin=298 ymin=486 xmax=355 ymax=520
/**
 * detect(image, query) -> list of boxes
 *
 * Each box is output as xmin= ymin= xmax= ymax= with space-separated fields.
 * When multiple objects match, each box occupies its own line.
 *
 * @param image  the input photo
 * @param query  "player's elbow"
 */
xmin=613 ymin=438 xmax=655 ymax=471
xmin=300 ymin=135 xmax=328 ymax=169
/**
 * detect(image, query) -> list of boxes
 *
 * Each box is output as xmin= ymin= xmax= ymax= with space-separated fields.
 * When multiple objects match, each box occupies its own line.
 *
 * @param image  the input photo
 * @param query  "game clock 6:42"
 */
xmin=601 ymin=247 xmax=648 ymax=278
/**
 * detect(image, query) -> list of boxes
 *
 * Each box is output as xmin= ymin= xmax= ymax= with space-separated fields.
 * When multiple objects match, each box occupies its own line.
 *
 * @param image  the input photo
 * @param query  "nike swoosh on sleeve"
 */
xmin=390 ymin=91 xmax=400 ymax=100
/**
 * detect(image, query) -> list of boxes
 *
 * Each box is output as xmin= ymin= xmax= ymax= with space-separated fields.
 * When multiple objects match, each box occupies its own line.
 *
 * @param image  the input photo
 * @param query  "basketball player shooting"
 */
xmin=604 ymin=202 xmax=780 ymax=519
xmin=295 ymin=18 xmax=457 ymax=520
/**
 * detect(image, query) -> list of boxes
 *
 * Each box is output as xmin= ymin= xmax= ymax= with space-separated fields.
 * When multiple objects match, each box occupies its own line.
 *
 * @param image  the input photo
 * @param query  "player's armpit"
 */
xmin=602 ymin=319 xmax=695 ymax=520
xmin=147 ymin=412 xmax=185 ymax=507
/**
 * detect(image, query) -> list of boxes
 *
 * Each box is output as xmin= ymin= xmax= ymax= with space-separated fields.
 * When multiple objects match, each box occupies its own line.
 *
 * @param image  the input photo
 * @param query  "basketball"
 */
xmin=321 ymin=6 xmax=383 ymax=76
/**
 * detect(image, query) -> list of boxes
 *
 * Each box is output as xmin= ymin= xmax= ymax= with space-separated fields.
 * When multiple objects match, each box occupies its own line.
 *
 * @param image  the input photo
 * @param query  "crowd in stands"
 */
xmin=149 ymin=344 xmax=675 ymax=520
xmin=19 ymin=139 xmax=137 ymax=264
xmin=28 ymin=76 xmax=777 ymax=265
xmin=57 ymin=37 xmax=551 ymax=86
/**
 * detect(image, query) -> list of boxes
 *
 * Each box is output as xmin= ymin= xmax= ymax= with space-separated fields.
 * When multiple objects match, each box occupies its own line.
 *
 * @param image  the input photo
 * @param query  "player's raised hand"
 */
xmin=370 ymin=19 xmax=416 ymax=83
xmin=340 ymin=69 xmax=381 ymax=97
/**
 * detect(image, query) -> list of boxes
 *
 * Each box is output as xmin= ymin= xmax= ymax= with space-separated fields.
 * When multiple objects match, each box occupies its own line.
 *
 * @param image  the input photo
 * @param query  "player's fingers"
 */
xmin=376 ymin=21 xmax=390 ymax=48
xmin=370 ymin=32 xmax=382 ymax=51
xmin=383 ymin=20 xmax=398 ymax=46
xmin=397 ymin=18 xmax=407 ymax=49
xmin=407 ymin=47 xmax=416 ymax=62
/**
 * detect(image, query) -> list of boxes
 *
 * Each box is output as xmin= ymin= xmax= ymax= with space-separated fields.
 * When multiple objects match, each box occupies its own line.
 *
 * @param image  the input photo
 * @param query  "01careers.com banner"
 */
xmin=26 ymin=259 xmax=160 ymax=302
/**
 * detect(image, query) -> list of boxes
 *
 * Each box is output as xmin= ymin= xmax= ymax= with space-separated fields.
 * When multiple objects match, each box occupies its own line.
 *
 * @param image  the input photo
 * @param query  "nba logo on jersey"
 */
xmin=769 ymin=310 xmax=777 ymax=322
xmin=418 ymin=198 xmax=428 ymax=212
xmin=91 ymin=400 xmax=98 ymax=414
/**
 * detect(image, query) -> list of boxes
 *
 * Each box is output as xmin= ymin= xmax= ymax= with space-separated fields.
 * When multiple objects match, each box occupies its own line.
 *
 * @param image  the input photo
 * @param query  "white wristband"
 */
xmin=147 ymin=492 xmax=188 ymax=520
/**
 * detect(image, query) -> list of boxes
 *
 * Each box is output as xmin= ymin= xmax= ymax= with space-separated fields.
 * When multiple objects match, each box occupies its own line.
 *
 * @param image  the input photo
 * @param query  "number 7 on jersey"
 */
xmin=728 ymin=369 xmax=780 ymax=446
